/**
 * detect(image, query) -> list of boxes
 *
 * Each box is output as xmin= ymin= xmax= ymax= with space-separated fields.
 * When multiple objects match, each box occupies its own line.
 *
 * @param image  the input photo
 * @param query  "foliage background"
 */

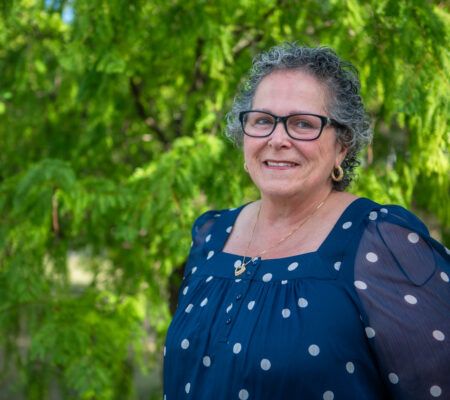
xmin=0 ymin=0 xmax=448 ymax=398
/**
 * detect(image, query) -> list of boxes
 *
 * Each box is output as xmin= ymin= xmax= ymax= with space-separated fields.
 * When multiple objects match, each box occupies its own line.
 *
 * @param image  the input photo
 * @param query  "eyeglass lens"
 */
xmin=242 ymin=111 xmax=324 ymax=140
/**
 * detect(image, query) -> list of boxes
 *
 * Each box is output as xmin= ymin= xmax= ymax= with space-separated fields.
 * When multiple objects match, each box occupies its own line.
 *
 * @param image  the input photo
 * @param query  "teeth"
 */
xmin=266 ymin=161 xmax=296 ymax=167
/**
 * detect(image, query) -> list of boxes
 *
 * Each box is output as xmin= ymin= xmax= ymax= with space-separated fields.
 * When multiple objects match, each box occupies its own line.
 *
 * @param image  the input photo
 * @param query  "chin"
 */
xmin=257 ymin=183 xmax=303 ymax=199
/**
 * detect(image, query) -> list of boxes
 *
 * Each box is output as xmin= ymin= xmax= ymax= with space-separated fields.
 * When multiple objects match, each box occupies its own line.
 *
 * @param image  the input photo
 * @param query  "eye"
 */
xmin=294 ymin=118 xmax=314 ymax=129
xmin=288 ymin=115 xmax=320 ymax=131
xmin=254 ymin=117 xmax=273 ymax=126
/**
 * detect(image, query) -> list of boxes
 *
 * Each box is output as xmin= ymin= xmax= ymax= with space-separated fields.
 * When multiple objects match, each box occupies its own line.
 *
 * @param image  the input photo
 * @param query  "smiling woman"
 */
xmin=241 ymin=69 xmax=346 ymax=203
xmin=163 ymin=43 xmax=450 ymax=400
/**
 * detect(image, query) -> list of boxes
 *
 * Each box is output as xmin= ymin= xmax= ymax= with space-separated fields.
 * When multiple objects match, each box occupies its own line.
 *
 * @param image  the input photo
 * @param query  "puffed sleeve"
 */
xmin=353 ymin=206 xmax=450 ymax=399
xmin=182 ymin=210 xmax=219 ymax=280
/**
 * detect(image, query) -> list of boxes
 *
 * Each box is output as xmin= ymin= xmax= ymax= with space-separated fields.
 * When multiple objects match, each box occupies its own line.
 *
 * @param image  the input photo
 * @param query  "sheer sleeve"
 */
xmin=182 ymin=210 xmax=219 ymax=280
xmin=354 ymin=206 xmax=450 ymax=399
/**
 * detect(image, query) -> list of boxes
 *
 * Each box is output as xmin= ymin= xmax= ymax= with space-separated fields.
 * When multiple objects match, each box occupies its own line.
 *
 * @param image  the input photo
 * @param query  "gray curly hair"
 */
xmin=225 ymin=42 xmax=372 ymax=191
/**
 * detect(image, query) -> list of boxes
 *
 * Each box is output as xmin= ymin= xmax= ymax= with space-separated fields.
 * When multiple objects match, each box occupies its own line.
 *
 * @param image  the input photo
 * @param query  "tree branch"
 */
xmin=129 ymin=78 xmax=169 ymax=145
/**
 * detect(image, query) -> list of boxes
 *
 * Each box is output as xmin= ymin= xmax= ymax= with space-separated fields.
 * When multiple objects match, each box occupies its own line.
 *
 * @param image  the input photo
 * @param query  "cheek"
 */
xmin=315 ymin=137 xmax=342 ymax=162
xmin=317 ymin=143 xmax=332 ymax=160
xmin=294 ymin=142 xmax=327 ymax=161
xmin=243 ymin=138 xmax=265 ymax=162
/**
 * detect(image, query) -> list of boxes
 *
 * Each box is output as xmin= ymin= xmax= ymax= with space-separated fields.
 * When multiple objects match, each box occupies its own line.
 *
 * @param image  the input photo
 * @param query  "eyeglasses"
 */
xmin=239 ymin=110 xmax=342 ymax=141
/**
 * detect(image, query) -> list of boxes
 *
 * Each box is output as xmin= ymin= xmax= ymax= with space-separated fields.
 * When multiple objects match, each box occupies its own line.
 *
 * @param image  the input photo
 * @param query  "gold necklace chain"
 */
xmin=235 ymin=191 xmax=332 ymax=277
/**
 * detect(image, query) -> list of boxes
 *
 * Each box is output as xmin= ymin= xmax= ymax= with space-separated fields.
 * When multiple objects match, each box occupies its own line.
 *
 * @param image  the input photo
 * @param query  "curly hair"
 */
xmin=225 ymin=42 xmax=372 ymax=191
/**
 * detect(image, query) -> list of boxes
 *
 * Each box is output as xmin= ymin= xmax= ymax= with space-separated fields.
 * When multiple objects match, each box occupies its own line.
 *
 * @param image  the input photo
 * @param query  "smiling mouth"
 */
xmin=264 ymin=161 xmax=299 ymax=168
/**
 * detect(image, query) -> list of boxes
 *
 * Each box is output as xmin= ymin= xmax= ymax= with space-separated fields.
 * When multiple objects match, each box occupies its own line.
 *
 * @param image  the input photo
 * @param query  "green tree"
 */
xmin=0 ymin=0 xmax=448 ymax=398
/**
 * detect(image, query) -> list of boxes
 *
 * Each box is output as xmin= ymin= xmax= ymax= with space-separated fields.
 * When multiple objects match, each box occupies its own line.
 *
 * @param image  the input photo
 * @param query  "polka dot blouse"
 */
xmin=163 ymin=198 xmax=450 ymax=399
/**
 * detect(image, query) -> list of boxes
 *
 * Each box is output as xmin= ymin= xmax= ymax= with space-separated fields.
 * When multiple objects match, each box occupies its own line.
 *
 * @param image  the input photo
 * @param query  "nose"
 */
xmin=267 ymin=119 xmax=292 ymax=148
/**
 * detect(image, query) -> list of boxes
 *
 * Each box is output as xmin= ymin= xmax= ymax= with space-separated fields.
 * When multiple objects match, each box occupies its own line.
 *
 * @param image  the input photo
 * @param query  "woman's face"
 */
xmin=243 ymin=69 xmax=347 ymax=200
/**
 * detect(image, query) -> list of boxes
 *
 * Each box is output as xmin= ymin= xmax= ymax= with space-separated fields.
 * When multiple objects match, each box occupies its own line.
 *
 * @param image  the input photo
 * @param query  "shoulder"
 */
xmin=359 ymin=201 xmax=431 ymax=249
xmin=343 ymin=197 xmax=430 ymax=237
xmin=191 ymin=206 xmax=244 ymax=245
xmin=355 ymin=200 xmax=449 ymax=285
xmin=364 ymin=202 xmax=428 ymax=233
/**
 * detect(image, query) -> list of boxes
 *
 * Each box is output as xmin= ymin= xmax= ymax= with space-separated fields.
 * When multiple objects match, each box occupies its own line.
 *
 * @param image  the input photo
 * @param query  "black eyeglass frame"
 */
xmin=239 ymin=110 xmax=344 ymax=141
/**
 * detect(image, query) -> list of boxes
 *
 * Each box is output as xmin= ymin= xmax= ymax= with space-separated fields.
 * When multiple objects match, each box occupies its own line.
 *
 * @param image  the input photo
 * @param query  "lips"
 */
xmin=263 ymin=160 xmax=299 ymax=167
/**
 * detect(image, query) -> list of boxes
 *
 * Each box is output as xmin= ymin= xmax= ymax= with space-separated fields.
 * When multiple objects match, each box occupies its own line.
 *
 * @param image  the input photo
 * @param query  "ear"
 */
xmin=335 ymin=141 xmax=348 ymax=166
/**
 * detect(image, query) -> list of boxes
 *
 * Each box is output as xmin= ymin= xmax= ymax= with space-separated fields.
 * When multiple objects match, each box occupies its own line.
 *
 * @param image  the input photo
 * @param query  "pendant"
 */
xmin=234 ymin=263 xmax=246 ymax=276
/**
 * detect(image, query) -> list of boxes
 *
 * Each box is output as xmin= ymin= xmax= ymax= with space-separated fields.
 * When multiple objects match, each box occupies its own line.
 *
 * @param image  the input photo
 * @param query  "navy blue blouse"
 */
xmin=163 ymin=198 xmax=450 ymax=399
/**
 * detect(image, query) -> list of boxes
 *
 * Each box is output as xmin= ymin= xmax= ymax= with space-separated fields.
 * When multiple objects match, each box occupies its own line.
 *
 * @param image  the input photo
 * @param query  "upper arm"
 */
xmin=354 ymin=207 xmax=450 ymax=399
xmin=182 ymin=210 xmax=219 ymax=279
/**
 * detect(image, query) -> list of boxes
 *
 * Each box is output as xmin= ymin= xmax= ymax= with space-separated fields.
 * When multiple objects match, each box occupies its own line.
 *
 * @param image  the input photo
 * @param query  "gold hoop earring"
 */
xmin=244 ymin=162 xmax=249 ymax=172
xmin=331 ymin=165 xmax=344 ymax=182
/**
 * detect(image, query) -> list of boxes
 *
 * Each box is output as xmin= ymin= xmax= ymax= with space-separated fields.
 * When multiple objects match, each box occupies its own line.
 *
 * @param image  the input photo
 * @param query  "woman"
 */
xmin=163 ymin=43 xmax=450 ymax=399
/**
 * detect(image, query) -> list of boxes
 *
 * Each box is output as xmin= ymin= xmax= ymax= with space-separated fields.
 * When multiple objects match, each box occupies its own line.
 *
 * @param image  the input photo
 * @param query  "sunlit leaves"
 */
xmin=0 ymin=0 xmax=448 ymax=398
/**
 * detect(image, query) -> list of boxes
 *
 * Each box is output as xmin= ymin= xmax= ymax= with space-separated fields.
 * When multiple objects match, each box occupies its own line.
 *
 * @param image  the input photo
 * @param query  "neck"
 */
xmin=257 ymin=187 xmax=334 ymax=228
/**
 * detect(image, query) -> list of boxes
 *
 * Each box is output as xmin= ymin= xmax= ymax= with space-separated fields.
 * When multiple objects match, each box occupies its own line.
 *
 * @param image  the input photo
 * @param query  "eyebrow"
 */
xmin=253 ymin=108 xmax=322 ymax=115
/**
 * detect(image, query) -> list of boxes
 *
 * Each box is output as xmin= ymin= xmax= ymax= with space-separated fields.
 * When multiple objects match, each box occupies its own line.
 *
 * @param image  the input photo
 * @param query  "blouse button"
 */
xmin=246 ymin=271 xmax=251 ymax=276
xmin=236 ymin=294 xmax=242 ymax=300
xmin=226 ymin=318 xmax=232 ymax=324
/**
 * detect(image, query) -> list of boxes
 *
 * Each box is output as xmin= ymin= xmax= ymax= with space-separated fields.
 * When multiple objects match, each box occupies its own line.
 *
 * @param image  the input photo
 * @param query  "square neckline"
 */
xmin=220 ymin=197 xmax=367 ymax=262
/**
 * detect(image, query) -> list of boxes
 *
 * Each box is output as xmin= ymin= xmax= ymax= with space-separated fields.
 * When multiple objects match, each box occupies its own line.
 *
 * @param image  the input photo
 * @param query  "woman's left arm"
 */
xmin=354 ymin=206 xmax=450 ymax=399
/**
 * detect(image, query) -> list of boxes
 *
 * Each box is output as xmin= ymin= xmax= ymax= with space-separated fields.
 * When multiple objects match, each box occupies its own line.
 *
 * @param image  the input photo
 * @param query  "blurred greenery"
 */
xmin=0 ymin=0 xmax=448 ymax=398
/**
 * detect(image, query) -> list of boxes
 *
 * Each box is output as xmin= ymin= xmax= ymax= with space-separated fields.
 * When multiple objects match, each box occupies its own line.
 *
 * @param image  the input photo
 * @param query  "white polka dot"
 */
xmin=247 ymin=301 xmax=255 ymax=310
xmin=164 ymin=395 xmax=166 ymax=400
xmin=380 ymin=208 xmax=388 ymax=213
xmin=238 ymin=389 xmax=249 ymax=400
xmin=298 ymin=298 xmax=308 ymax=308
xmin=234 ymin=259 xmax=242 ymax=268
xmin=262 ymin=273 xmax=272 ymax=282
xmin=226 ymin=226 xmax=233 ymax=233
xmin=369 ymin=211 xmax=378 ymax=220
xmin=281 ymin=280 xmax=288 ymax=284
xmin=282 ymin=308 xmax=291 ymax=318
xmin=346 ymin=362 xmax=355 ymax=373
xmin=185 ymin=382 xmax=191 ymax=393
xmin=203 ymin=356 xmax=211 ymax=367
xmin=207 ymin=251 xmax=214 ymax=260
xmin=205 ymin=234 xmax=211 ymax=242
xmin=183 ymin=286 xmax=189 ymax=295
xmin=440 ymin=272 xmax=449 ymax=283
xmin=432 ymin=330 xmax=445 ymax=341
xmin=200 ymin=298 xmax=208 ymax=307
xmin=334 ymin=261 xmax=341 ymax=271
xmin=206 ymin=275 xmax=213 ymax=282
xmin=308 ymin=344 xmax=320 ymax=356
xmin=214 ymin=213 xmax=221 ymax=217
xmin=342 ymin=221 xmax=352 ymax=229
xmin=288 ymin=262 xmax=299 ymax=271
xmin=407 ymin=232 xmax=419 ymax=243
xmin=260 ymin=358 xmax=271 ymax=370
xmin=354 ymin=280 xmax=368 ymax=290
xmin=181 ymin=339 xmax=189 ymax=349
xmin=235 ymin=278 xmax=242 ymax=283
xmin=226 ymin=303 xmax=233 ymax=313
xmin=388 ymin=373 xmax=399 ymax=384
xmin=190 ymin=241 xmax=193 ymax=247
xmin=163 ymin=346 xmax=166 ymax=356
xmin=366 ymin=252 xmax=378 ymax=262
xmin=430 ymin=385 xmax=442 ymax=397
xmin=445 ymin=247 xmax=450 ymax=255
xmin=233 ymin=343 xmax=242 ymax=354
xmin=365 ymin=327 xmax=376 ymax=338
xmin=404 ymin=294 xmax=418 ymax=305
xmin=323 ymin=391 xmax=334 ymax=400
xmin=191 ymin=266 xmax=197 ymax=274
xmin=185 ymin=304 xmax=194 ymax=313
